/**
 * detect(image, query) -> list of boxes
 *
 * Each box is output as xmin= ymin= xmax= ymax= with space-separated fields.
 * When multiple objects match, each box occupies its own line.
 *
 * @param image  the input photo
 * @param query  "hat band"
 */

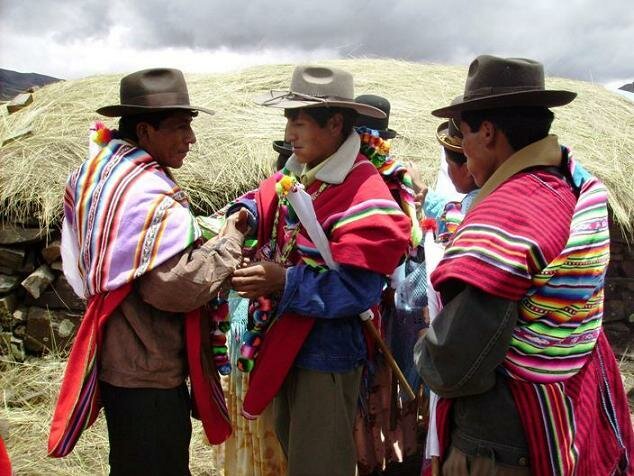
xmin=464 ymin=84 xmax=544 ymax=101
xmin=262 ymin=89 xmax=353 ymax=106
xmin=122 ymin=91 xmax=191 ymax=107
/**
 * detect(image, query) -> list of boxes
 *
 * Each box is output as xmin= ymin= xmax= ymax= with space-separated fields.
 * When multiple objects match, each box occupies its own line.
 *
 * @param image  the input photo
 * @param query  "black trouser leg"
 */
xmin=100 ymin=381 xmax=192 ymax=476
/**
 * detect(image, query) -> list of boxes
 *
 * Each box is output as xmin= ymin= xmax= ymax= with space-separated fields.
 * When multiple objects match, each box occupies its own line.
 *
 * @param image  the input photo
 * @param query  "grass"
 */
xmin=1 ymin=351 xmax=632 ymax=475
xmin=0 ymin=59 xmax=632 ymax=237
xmin=0 ymin=354 xmax=224 ymax=475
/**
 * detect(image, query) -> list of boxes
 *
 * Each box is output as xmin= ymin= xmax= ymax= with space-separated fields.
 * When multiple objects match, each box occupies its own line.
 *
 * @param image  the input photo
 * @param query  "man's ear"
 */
xmin=328 ymin=113 xmax=344 ymax=136
xmin=480 ymin=120 xmax=496 ymax=147
xmin=136 ymin=122 xmax=150 ymax=143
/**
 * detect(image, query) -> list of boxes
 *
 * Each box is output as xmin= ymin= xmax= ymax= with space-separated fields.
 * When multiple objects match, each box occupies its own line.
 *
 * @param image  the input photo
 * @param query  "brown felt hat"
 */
xmin=255 ymin=65 xmax=386 ymax=119
xmin=432 ymin=55 xmax=576 ymax=118
xmin=97 ymin=68 xmax=214 ymax=117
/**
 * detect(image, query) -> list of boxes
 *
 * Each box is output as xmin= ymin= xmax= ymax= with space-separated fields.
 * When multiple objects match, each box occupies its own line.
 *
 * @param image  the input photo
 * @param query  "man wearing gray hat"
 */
xmin=230 ymin=65 xmax=411 ymax=475
xmin=415 ymin=55 xmax=633 ymax=475
xmin=49 ymin=68 xmax=249 ymax=475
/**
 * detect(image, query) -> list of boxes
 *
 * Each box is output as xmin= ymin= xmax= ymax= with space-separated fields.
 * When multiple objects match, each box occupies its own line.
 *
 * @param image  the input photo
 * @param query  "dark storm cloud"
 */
xmin=1 ymin=0 xmax=632 ymax=82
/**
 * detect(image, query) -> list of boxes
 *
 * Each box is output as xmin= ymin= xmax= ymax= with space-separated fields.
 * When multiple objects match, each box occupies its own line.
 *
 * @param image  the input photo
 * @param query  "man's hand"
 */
xmin=231 ymin=261 xmax=286 ymax=299
xmin=414 ymin=187 xmax=429 ymax=210
xmin=220 ymin=208 xmax=250 ymax=237
xmin=406 ymin=161 xmax=424 ymax=194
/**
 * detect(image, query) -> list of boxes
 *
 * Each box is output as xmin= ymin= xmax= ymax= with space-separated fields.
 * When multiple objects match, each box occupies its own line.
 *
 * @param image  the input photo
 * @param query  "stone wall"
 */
xmin=0 ymin=225 xmax=84 ymax=361
xmin=603 ymin=215 xmax=634 ymax=360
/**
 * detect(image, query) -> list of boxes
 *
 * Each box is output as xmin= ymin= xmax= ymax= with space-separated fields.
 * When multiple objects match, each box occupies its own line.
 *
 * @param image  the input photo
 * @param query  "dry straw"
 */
xmin=1 ymin=59 xmax=633 ymax=236
xmin=0 ymin=355 xmax=224 ymax=475
xmin=0 ymin=57 xmax=633 ymax=473
xmin=1 ymin=352 xmax=631 ymax=474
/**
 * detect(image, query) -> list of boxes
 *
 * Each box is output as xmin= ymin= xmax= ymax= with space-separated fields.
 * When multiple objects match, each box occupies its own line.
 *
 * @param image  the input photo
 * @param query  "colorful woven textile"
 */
xmin=242 ymin=154 xmax=411 ymax=417
xmin=357 ymin=127 xmax=422 ymax=248
xmin=431 ymin=147 xmax=633 ymax=474
xmin=509 ymin=330 xmax=633 ymax=475
xmin=433 ymin=151 xmax=608 ymax=382
xmin=220 ymin=295 xmax=288 ymax=475
xmin=64 ymin=138 xmax=201 ymax=297
xmin=50 ymin=133 xmax=230 ymax=457
xmin=48 ymin=284 xmax=131 ymax=457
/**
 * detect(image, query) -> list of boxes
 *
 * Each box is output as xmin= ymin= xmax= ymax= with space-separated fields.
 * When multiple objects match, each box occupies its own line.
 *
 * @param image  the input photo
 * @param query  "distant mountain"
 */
xmin=0 ymin=68 xmax=62 ymax=101
xmin=619 ymin=82 xmax=634 ymax=93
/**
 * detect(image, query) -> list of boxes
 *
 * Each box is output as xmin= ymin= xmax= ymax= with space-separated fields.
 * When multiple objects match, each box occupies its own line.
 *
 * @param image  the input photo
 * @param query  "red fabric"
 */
xmin=185 ymin=309 xmax=232 ymax=444
xmin=362 ymin=304 xmax=381 ymax=361
xmin=0 ymin=436 xmax=11 ymax=476
xmin=48 ymin=283 xmax=131 ymax=457
xmin=242 ymin=156 xmax=410 ymax=417
xmin=50 ymin=284 xmax=232 ymax=457
xmin=509 ymin=331 xmax=634 ymax=476
xmin=306 ymin=157 xmax=411 ymax=275
xmin=432 ymin=171 xmax=576 ymax=300
xmin=242 ymin=313 xmax=315 ymax=418
xmin=433 ymin=332 xmax=634 ymax=475
xmin=422 ymin=398 xmax=452 ymax=476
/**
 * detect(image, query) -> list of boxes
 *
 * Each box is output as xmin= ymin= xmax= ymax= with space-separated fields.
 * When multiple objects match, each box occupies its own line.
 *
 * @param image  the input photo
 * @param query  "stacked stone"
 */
xmin=603 ymin=213 xmax=634 ymax=362
xmin=0 ymin=224 xmax=85 ymax=362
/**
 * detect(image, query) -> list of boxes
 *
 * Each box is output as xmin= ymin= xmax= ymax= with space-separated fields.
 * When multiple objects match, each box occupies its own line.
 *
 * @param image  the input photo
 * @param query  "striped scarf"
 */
xmin=506 ymin=157 xmax=609 ymax=382
xmin=357 ymin=127 xmax=422 ymax=248
xmin=63 ymin=138 xmax=200 ymax=297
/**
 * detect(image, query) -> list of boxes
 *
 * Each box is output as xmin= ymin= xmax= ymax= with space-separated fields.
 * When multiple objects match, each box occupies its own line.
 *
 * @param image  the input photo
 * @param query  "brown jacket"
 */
xmin=99 ymin=230 xmax=243 ymax=389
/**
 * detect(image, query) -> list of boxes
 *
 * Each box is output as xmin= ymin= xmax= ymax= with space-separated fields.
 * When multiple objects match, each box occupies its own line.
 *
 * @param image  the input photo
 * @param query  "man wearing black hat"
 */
xmin=351 ymin=94 xmax=425 ymax=475
xmin=415 ymin=55 xmax=633 ymax=475
xmin=50 ymin=68 xmax=249 ymax=474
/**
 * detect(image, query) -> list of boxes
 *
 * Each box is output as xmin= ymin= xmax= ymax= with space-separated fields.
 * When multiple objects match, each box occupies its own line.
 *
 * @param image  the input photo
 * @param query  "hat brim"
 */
xmin=378 ymin=128 xmax=397 ymax=140
xmin=96 ymin=104 xmax=215 ymax=117
xmin=431 ymin=90 xmax=577 ymax=118
xmin=436 ymin=122 xmax=463 ymax=153
xmin=272 ymin=140 xmax=292 ymax=156
xmin=254 ymin=92 xmax=386 ymax=119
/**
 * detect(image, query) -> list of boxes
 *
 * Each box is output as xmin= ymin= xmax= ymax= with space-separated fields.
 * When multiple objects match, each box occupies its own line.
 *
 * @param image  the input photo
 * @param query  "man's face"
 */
xmin=285 ymin=110 xmax=341 ymax=167
xmin=445 ymin=154 xmax=476 ymax=194
xmin=459 ymin=120 xmax=495 ymax=187
xmin=140 ymin=111 xmax=196 ymax=168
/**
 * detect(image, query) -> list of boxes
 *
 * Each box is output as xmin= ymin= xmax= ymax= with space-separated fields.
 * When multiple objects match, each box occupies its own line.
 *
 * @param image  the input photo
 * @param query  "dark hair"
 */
xmin=284 ymin=107 xmax=358 ymax=137
xmin=117 ymin=109 xmax=197 ymax=142
xmin=460 ymin=107 xmax=554 ymax=151
xmin=445 ymin=148 xmax=467 ymax=165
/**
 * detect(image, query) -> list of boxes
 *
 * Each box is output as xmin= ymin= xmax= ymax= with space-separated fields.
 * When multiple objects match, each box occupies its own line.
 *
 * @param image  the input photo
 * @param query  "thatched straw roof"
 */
xmin=1 ymin=59 xmax=633 ymax=236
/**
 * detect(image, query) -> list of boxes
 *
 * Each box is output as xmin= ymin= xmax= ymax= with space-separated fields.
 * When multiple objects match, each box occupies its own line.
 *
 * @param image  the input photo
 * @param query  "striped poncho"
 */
xmin=49 ymin=136 xmax=231 ymax=458
xmin=432 ymin=145 xmax=606 ymax=383
xmin=431 ymin=138 xmax=633 ymax=474
xmin=62 ymin=138 xmax=201 ymax=297
xmin=241 ymin=153 xmax=411 ymax=417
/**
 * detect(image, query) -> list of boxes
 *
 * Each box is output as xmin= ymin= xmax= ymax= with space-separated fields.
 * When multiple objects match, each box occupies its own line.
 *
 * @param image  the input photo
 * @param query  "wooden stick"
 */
xmin=362 ymin=319 xmax=416 ymax=401
xmin=431 ymin=456 xmax=440 ymax=476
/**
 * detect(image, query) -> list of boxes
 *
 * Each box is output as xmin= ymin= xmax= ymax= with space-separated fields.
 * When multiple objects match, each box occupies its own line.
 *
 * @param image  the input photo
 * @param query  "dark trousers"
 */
xmin=100 ymin=381 xmax=192 ymax=476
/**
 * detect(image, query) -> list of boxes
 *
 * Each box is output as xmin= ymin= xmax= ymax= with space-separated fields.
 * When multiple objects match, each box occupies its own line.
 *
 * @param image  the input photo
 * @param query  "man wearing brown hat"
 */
xmin=229 ymin=65 xmax=411 ymax=475
xmin=49 ymin=68 xmax=249 ymax=475
xmin=415 ymin=55 xmax=633 ymax=475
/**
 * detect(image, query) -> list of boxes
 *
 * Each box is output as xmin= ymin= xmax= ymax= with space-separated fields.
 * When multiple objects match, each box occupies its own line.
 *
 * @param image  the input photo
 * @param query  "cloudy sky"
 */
xmin=0 ymin=0 xmax=632 ymax=86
